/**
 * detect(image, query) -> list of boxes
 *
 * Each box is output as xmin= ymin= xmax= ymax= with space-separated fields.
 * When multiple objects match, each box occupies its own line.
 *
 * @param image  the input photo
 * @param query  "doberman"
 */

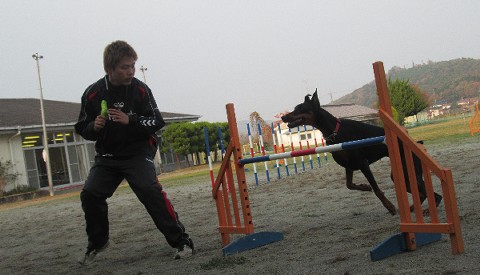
xmin=281 ymin=91 xmax=442 ymax=215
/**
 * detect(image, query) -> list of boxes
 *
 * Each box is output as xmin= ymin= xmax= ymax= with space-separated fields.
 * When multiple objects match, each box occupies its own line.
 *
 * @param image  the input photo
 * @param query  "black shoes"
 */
xmin=174 ymin=239 xmax=195 ymax=260
xmin=78 ymin=241 xmax=110 ymax=266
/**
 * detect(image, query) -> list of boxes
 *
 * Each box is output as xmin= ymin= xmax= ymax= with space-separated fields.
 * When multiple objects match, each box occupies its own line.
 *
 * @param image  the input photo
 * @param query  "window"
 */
xmin=22 ymin=134 xmax=41 ymax=148
xmin=300 ymin=133 xmax=312 ymax=141
xmin=22 ymin=130 xmax=92 ymax=188
xmin=53 ymin=131 xmax=74 ymax=143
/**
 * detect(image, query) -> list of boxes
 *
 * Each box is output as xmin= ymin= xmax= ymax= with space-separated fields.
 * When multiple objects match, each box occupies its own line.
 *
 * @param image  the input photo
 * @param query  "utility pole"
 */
xmin=32 ymin=53 xmax=54 ymax=196
xmin=139 ymin=65 xmax=163 ymax=172
xmin=140 ymin=65 xmax=148 ymax=83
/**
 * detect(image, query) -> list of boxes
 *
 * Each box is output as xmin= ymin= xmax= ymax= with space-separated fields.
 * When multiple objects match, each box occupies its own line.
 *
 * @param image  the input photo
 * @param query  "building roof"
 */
xmin=322 ymin=103 xmax=378 ymax=121
xmin=0 ymin=98 xmax=201 ymax=132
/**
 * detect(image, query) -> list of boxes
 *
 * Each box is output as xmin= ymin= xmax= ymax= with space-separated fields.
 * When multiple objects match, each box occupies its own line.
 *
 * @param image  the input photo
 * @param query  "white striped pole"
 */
xmin=304 ymin=125 xmax=314 ymax=169
xmin=321 ymin=136 xmax=328 ymax=161
xmin=257 ymin=123 xmax=270 ymax=182
xmin=204 ymin=127 xmax=215 ymax=188
xmin=297 ymin=126 xmax=306 ymax=171
xmin=277 ymin=123 xmax=290 ymax=176
xmin=271 ymin=122 xmax=281 ymax=179
xmin=247 ymin=123 xmax=259 ymax=185
xmin=238 ymin=136 xmax=385 ymax=165
xmin=312 ymin=127 xmax=322 ymax=167
xmin=288 ymin=127 xmax=298 ymax=174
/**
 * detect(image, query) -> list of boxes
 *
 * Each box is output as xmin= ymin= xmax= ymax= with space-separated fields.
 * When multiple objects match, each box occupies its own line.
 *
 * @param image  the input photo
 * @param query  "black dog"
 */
xmin=281 ymin=91 xmax=442 ymax=215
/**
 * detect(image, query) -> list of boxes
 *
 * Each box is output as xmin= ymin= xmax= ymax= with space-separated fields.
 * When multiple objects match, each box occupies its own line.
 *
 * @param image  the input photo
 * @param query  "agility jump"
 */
xmin=212 ymin=61 xmax=464 ymax=260
xmin=238 ymin=136 xmax=385 ymax=165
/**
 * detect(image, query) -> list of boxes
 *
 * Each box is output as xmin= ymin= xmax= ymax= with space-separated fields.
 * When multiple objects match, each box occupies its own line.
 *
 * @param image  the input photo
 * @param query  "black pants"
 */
xmin=80 ymin=155 xmax=191 ymax=250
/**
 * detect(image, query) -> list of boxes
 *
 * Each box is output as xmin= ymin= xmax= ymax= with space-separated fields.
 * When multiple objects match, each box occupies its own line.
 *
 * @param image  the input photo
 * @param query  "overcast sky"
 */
xmin=1 ymin=1 xmax=479 ymax=122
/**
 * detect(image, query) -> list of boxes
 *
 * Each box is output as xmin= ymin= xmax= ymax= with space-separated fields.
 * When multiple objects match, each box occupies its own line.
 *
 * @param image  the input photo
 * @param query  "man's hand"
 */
xmin=93 ymin=115 xmax=107 ymax=131
xmin=108 ymin=109 xmax=129 ymax=125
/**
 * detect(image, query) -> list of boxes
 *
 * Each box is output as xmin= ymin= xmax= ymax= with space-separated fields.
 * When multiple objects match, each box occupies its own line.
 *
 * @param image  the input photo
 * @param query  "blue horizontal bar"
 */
xmin=341 ymin=136 xmax=385 ymax=150
xmin=239 ymin=155 xmax=270 ymax=165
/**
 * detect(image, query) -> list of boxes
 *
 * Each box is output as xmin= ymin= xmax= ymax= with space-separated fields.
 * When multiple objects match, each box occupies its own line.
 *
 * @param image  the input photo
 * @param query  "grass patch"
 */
xmin=159 ymin=170 xmax=213 ymax=188
xmin=407 ymin=114 xmax=473 ymax=143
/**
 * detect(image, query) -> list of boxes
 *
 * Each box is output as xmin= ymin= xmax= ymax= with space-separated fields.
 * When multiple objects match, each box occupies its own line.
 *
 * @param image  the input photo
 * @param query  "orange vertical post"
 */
xmin=212 ymin=103 xmax=283 ymax=255
xmin=226 ymin=103 xmax=254 ymax=235
xmin=372 ymin=61 xmax=464 ymax=259
xmin=373 ymin=61 xmax=417 ymax=251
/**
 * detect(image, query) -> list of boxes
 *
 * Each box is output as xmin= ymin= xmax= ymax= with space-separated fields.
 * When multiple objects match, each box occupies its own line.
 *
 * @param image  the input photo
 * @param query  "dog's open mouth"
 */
xmin=282 ymin=115 xmax=305 ymax=128
xmin=287 ymin=118 xmax=304 ymax=128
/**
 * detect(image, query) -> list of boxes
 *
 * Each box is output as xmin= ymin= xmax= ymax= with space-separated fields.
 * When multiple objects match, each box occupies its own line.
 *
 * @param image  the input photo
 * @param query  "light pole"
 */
xmin=32 ymin=53 xmax=54 ymax=196
xmin=139 ymin=65 xmax=164 ymax=172
xmin=140 ymin=65 xmax=147 ymax=83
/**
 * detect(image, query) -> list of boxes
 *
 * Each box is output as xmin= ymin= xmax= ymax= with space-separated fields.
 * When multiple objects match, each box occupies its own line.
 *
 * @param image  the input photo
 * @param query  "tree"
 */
xmin=160 ymin=122 xmax=192 ymax=167
xmin=376 ymin=102 xmax=402 ymax=125
xmin=249 ymin=111 xmax=265 ymax=137
xmin=0 ymin=160 xmax=20 ymax=196
xmin=159 ymin=121 xmax=231 ymax=166
xmin=249 ymin=111 xmax=272 ymax=150
xmin=388 ymin=78 xmax=430 ymax=124
xmin=188 ymin=122 xmax=206 ymax=165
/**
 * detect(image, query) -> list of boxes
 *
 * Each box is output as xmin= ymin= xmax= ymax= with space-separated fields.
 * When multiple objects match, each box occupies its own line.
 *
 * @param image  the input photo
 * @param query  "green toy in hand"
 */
xmin=100 ymin=100 xmax=108 ymax=117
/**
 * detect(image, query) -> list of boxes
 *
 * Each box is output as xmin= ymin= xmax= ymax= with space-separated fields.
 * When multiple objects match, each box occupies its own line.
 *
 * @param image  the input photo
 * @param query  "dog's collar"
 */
xmin=334 ymin=118 xmax=341 ymax=134
xmin=327 ymin=118 xmax=341 ymax=142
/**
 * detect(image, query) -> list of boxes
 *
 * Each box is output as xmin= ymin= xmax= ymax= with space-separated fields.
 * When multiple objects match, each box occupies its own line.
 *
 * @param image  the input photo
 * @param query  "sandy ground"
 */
xmin=1 ymin=136 xmax=479 ymax=274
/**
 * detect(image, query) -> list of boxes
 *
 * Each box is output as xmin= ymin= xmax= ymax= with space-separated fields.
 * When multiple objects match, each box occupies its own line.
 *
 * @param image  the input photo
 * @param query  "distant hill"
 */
xmin=334 ymin=58 xmax=480 ymax=108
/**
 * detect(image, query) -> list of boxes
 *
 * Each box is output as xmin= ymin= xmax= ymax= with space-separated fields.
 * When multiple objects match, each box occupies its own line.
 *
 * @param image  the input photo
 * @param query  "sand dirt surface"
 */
xmin=1 ymin=137 xmax=479 ymax=274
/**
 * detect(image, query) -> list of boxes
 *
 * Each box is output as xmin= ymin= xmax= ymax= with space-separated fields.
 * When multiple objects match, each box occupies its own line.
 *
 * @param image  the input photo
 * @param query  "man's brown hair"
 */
xmin=103 ymin=40 xmax=138 ymax=73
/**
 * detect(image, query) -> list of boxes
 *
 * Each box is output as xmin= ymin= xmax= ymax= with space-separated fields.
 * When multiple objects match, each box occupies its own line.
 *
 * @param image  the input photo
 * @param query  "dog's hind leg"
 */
xmin=408 ymin=153 xmax=443 ymax=214
xmin=411 ymin=179 xmax=443 ymax=216
xmin=345 ymin=169 xmax=372 ymax=191
xmin=360 ymin=164 xmax=397 ymax=215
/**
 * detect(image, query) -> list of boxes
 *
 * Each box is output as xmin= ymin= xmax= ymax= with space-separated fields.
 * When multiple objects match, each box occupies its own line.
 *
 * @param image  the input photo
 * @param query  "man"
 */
xmin=75 ymin=40 xmax=194 ymax=265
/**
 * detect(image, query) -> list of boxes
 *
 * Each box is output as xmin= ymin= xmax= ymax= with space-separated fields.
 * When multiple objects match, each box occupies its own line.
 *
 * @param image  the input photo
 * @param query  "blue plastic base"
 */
xmin=223 ymin=231 xmax=284 ymax=256
xmin=370 ymin=232 xmax=442 ymax=261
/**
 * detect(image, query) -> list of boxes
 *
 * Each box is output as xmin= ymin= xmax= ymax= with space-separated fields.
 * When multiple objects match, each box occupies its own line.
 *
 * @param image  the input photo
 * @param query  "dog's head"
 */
xmin=281 ymin=90 xmax=320 ymax=128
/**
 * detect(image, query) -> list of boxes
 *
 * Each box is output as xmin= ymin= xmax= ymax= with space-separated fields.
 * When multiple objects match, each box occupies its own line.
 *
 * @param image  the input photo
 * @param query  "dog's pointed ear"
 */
xmin=312 ymin=89 xmax=320 ymax=106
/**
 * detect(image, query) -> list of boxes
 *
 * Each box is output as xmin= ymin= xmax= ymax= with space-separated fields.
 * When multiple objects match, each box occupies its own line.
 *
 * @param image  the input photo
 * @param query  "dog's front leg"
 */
xmin=345 ymin=169 xmax=372 ymax=191
xmin=360 ymin=165 xmax=397 ymax=215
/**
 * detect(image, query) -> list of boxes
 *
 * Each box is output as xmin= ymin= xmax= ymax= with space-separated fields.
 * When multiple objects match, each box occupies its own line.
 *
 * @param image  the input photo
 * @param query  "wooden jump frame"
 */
xmin=212 ymin=103 xmax=284 ymax=256
xmin=373 ymin=61 xmax=464 ymax=259
xmin=212 ymin=61 xmax=464 ymax=260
